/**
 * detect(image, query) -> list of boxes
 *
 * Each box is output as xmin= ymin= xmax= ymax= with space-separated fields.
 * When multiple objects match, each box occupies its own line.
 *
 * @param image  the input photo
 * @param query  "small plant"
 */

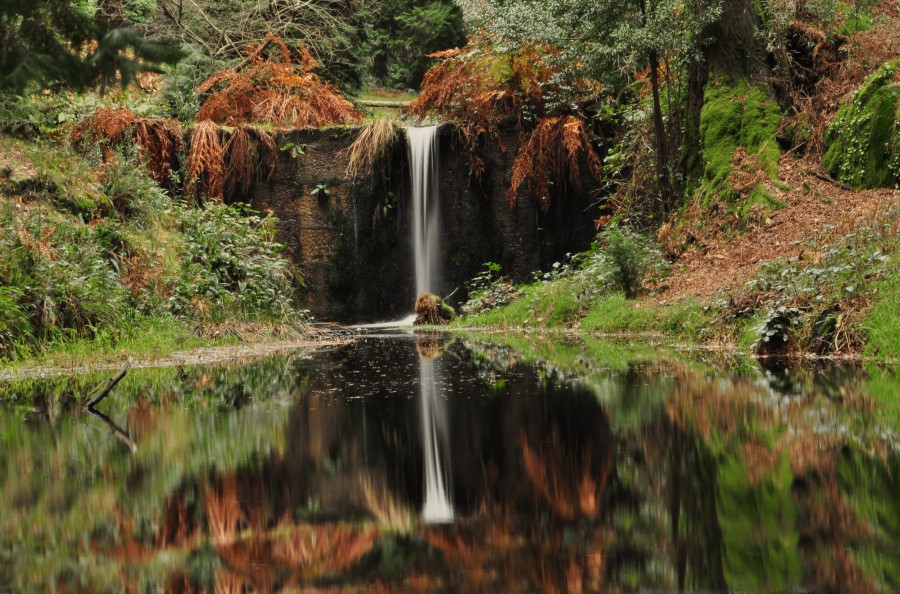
xmin=461 ymin=262 xmax=520 ymax=315
xmin=311 ymin=183 xmax=332 ymax=199
xmin=596 ymin=225 xmax=669 ymax=299
xmin=280 ymin=141 xmax=307 ymax=158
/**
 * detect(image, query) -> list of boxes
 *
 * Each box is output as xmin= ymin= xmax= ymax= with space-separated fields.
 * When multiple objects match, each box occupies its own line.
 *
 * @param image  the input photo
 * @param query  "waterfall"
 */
xmin=407 ymin=126 xmax=453 ymax=523
xmin=419 ymin=355 xmax=454 ymax=524
xmin=407 ymin=125 xmax=440 ymax=296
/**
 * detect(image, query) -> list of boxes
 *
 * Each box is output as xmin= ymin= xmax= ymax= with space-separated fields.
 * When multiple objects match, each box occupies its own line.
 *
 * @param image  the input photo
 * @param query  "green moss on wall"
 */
xmin=822 ymin=59 xmax=900 ymax=189
xmin=696 ymin=76 xmax=783 ymax=214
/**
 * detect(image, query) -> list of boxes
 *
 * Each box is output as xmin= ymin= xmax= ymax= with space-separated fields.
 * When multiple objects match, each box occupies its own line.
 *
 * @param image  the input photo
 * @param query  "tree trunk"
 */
xmin=707 ymin=0 xmax=768 ymax=81
xmin=648 ymin=48 xmax=674 ymax=212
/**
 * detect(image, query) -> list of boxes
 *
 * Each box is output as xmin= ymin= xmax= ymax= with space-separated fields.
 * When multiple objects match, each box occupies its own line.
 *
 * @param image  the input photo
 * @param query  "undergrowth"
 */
xmin=707 ymin=210 xmax=899 ymax=357
xmin=0 ymin=138 xmax=306 ymax=362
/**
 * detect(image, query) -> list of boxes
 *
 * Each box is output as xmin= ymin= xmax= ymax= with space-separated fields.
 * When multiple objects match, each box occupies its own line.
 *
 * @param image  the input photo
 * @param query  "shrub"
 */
xmin=592 ymin=225 xmax=669 ymax=299
xmin=171 ymin=203 xmax=298 ymax=320
xmin=460 ymin=262 xmax=521 ymax=316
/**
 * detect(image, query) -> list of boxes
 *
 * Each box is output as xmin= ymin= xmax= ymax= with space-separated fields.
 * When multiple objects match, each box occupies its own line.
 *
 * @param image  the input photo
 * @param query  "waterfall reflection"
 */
xmin=417 ymin=335 xmax=454 ymax=524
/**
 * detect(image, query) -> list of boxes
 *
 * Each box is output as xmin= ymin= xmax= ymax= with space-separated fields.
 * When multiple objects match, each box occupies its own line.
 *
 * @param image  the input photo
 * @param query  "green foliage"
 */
xmin=460 ymin=262 xmax=521 ymax=316
xmin=161 ymin=44 xmax=220 ymax=122
xmin=0 ymin=0 xmax=181 ymax=91
xmin=172 ymin=203 xmax=298 ymax=321
xmin=822 ymin=59 xmax=900 ymax=189
xmin=367 ymin=0 xmax=466 ymax=89
xmin=696 ymin=76 xmax=782 ymax=212
xmin=0 ymin=140 xmax=304 ymax=361
xmin=863 ymin=253 xmax=900 ymax=361
xmin=597 ymin=225 xmax=668 ymax=298
xmin=461 ymin=228 xmax=672 ymax=328
xmin=711 ymin=211 xmax=899 ymax=355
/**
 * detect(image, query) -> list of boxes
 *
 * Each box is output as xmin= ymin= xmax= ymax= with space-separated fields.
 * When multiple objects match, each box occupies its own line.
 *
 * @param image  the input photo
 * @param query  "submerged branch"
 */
xmin=84 ymin=360 xmax=131 ymax=410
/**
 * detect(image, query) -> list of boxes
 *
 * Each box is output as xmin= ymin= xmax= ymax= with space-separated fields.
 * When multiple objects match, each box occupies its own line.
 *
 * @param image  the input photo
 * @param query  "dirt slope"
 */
xmin=658 ymin=161 xmax=899 ymax=304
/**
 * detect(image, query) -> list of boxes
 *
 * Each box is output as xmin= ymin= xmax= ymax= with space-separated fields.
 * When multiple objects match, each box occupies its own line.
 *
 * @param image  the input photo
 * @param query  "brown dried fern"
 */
xmin=187 ymin=121 xmax=225 ymax=202
xmin=507 ymin=117 xmax=603 ymax=211
xmin=195 ymin=35 xmax=361 ymax=128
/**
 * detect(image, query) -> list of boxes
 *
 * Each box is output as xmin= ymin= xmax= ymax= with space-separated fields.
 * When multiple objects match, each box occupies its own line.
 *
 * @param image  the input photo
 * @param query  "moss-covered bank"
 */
xmin=823 ymin=59 xmax=900 ymax=189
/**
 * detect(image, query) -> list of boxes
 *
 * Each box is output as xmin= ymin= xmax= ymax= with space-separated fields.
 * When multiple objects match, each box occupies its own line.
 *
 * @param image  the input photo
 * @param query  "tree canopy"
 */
xmin=0 ymin=0 xmax=181 ymax=91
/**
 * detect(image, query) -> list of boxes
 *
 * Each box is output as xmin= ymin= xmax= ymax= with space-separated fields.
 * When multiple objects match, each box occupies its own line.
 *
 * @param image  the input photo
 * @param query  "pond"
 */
xmin=1 ymin=332 xmax=899 ymax=593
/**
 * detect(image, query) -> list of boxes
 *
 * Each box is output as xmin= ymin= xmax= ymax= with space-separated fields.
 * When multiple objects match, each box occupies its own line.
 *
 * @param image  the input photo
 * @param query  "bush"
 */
xmin=172 ymin=203 xmax=298 ymax=320
xmin=460 ymin=262 xmax=521 ymax=316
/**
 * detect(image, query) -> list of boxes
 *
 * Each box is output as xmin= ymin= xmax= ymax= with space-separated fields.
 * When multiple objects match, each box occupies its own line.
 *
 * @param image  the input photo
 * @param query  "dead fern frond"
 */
xmin=223 ymin=125 xmax=277 ymax=201
xmin=407 ymin=32 xmax=566 ymax=168
xmin=224 ymin=127 xmax=254 ymax=200
xmin=195 ymin=35 xmax=361 ymax=128
xmin=187 ymin=120 xmax=225 ymax=202
xmin=134 ymin=118 xmax=184 ymax=187
xmin=71 ymin=107 xmax=138 ymax=147
xmin=507 ymin=117 xmax=603 ymax=211
xmin=342 ymin=118 xmax=398 ymax=179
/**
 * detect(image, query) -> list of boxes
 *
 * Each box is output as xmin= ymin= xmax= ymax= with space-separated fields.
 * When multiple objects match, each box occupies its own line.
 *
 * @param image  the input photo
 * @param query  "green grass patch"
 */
xmin=581 ymin=294 xmax=706 ymax=338
xmin=863 ymin=256 xmax=900 ymax=362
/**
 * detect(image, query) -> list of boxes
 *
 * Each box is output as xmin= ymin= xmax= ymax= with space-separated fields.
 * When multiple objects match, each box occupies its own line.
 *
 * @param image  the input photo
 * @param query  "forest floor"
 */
xmin=658 ymin=159 xmax=899 ymax=304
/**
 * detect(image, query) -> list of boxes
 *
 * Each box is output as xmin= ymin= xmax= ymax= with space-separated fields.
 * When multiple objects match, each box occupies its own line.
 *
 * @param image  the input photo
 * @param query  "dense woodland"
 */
xmin=0 ymin=0 xmax=898 ymax=360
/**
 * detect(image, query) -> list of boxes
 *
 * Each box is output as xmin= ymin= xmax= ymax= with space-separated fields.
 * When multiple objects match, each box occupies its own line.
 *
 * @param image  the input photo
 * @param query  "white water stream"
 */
xmin=407 ymin=125 xmax=440 ymax=296
xmin=407 ymin=125 xmax=454 ymax=523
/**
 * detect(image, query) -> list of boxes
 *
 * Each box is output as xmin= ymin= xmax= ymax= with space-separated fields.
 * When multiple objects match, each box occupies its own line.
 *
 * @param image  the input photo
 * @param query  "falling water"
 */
xmin=419 ymin=355 xmax=454 ymax=524
xmin=407 ymin=125 xmax=440 ymax=296
xmin=407 ymin=125 xmax=453 ymax=523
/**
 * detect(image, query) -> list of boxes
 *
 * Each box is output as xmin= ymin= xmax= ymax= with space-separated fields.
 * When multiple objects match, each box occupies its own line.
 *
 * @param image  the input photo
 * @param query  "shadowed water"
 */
xmin=1 ymin=334 xmax=899 ymax=593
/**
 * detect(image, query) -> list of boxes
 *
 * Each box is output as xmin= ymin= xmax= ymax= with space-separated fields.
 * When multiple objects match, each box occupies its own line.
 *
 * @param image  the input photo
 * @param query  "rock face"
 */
xmin=247 ymin=124 xmax=601 ymax=322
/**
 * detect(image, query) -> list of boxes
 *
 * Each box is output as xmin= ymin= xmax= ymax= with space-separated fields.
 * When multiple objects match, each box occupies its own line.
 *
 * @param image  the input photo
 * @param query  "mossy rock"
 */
xmin=414 ymin=292 xmax=455 ymax=325
xmin=822 ymin=60 xmax=900 ymax=189
xmin=696 ymin=76 xmax=782 ymax=212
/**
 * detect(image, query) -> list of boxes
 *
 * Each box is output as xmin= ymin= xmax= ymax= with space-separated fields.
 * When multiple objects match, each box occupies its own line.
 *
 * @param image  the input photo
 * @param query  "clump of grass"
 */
xmin=342 ymin=118 xmax=398 ymax=179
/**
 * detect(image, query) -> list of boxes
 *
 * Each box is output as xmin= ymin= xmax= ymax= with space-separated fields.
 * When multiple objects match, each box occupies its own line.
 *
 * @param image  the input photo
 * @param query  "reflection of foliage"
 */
xmin=520 ymin=431 xmax=613 ymax=519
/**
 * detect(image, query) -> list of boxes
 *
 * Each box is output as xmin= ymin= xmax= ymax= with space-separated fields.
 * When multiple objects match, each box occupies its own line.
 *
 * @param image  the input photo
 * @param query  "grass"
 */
xmin=863 ymin=254 xmax=900 ymax=362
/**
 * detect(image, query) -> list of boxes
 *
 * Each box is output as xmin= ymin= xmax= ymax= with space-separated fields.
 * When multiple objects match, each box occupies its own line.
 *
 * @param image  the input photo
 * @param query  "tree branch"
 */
xmin=84 ymin=360 xmax=131 ymax=409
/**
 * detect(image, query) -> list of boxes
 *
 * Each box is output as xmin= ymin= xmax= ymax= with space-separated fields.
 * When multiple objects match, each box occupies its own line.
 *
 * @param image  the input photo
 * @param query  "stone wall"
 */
xmin=247 ymin=125 xmax=601 ymax=323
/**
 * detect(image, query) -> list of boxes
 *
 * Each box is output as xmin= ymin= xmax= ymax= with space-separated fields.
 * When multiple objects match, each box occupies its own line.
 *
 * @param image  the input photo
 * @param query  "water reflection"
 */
xmin=0 ymin=335 xmax=898 ymax=593
xmin=418 ymin=336 xmax=454 ymax=524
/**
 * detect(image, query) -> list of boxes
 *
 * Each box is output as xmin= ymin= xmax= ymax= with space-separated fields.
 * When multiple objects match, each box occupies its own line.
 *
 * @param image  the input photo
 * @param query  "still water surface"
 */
xmin=1 ymin=333 xmax=899 ymax=593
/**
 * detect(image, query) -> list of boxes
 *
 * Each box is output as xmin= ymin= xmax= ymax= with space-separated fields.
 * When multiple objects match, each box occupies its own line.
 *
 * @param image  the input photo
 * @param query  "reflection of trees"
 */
xmin=4 ymin=338 xmax=900 ymax=593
